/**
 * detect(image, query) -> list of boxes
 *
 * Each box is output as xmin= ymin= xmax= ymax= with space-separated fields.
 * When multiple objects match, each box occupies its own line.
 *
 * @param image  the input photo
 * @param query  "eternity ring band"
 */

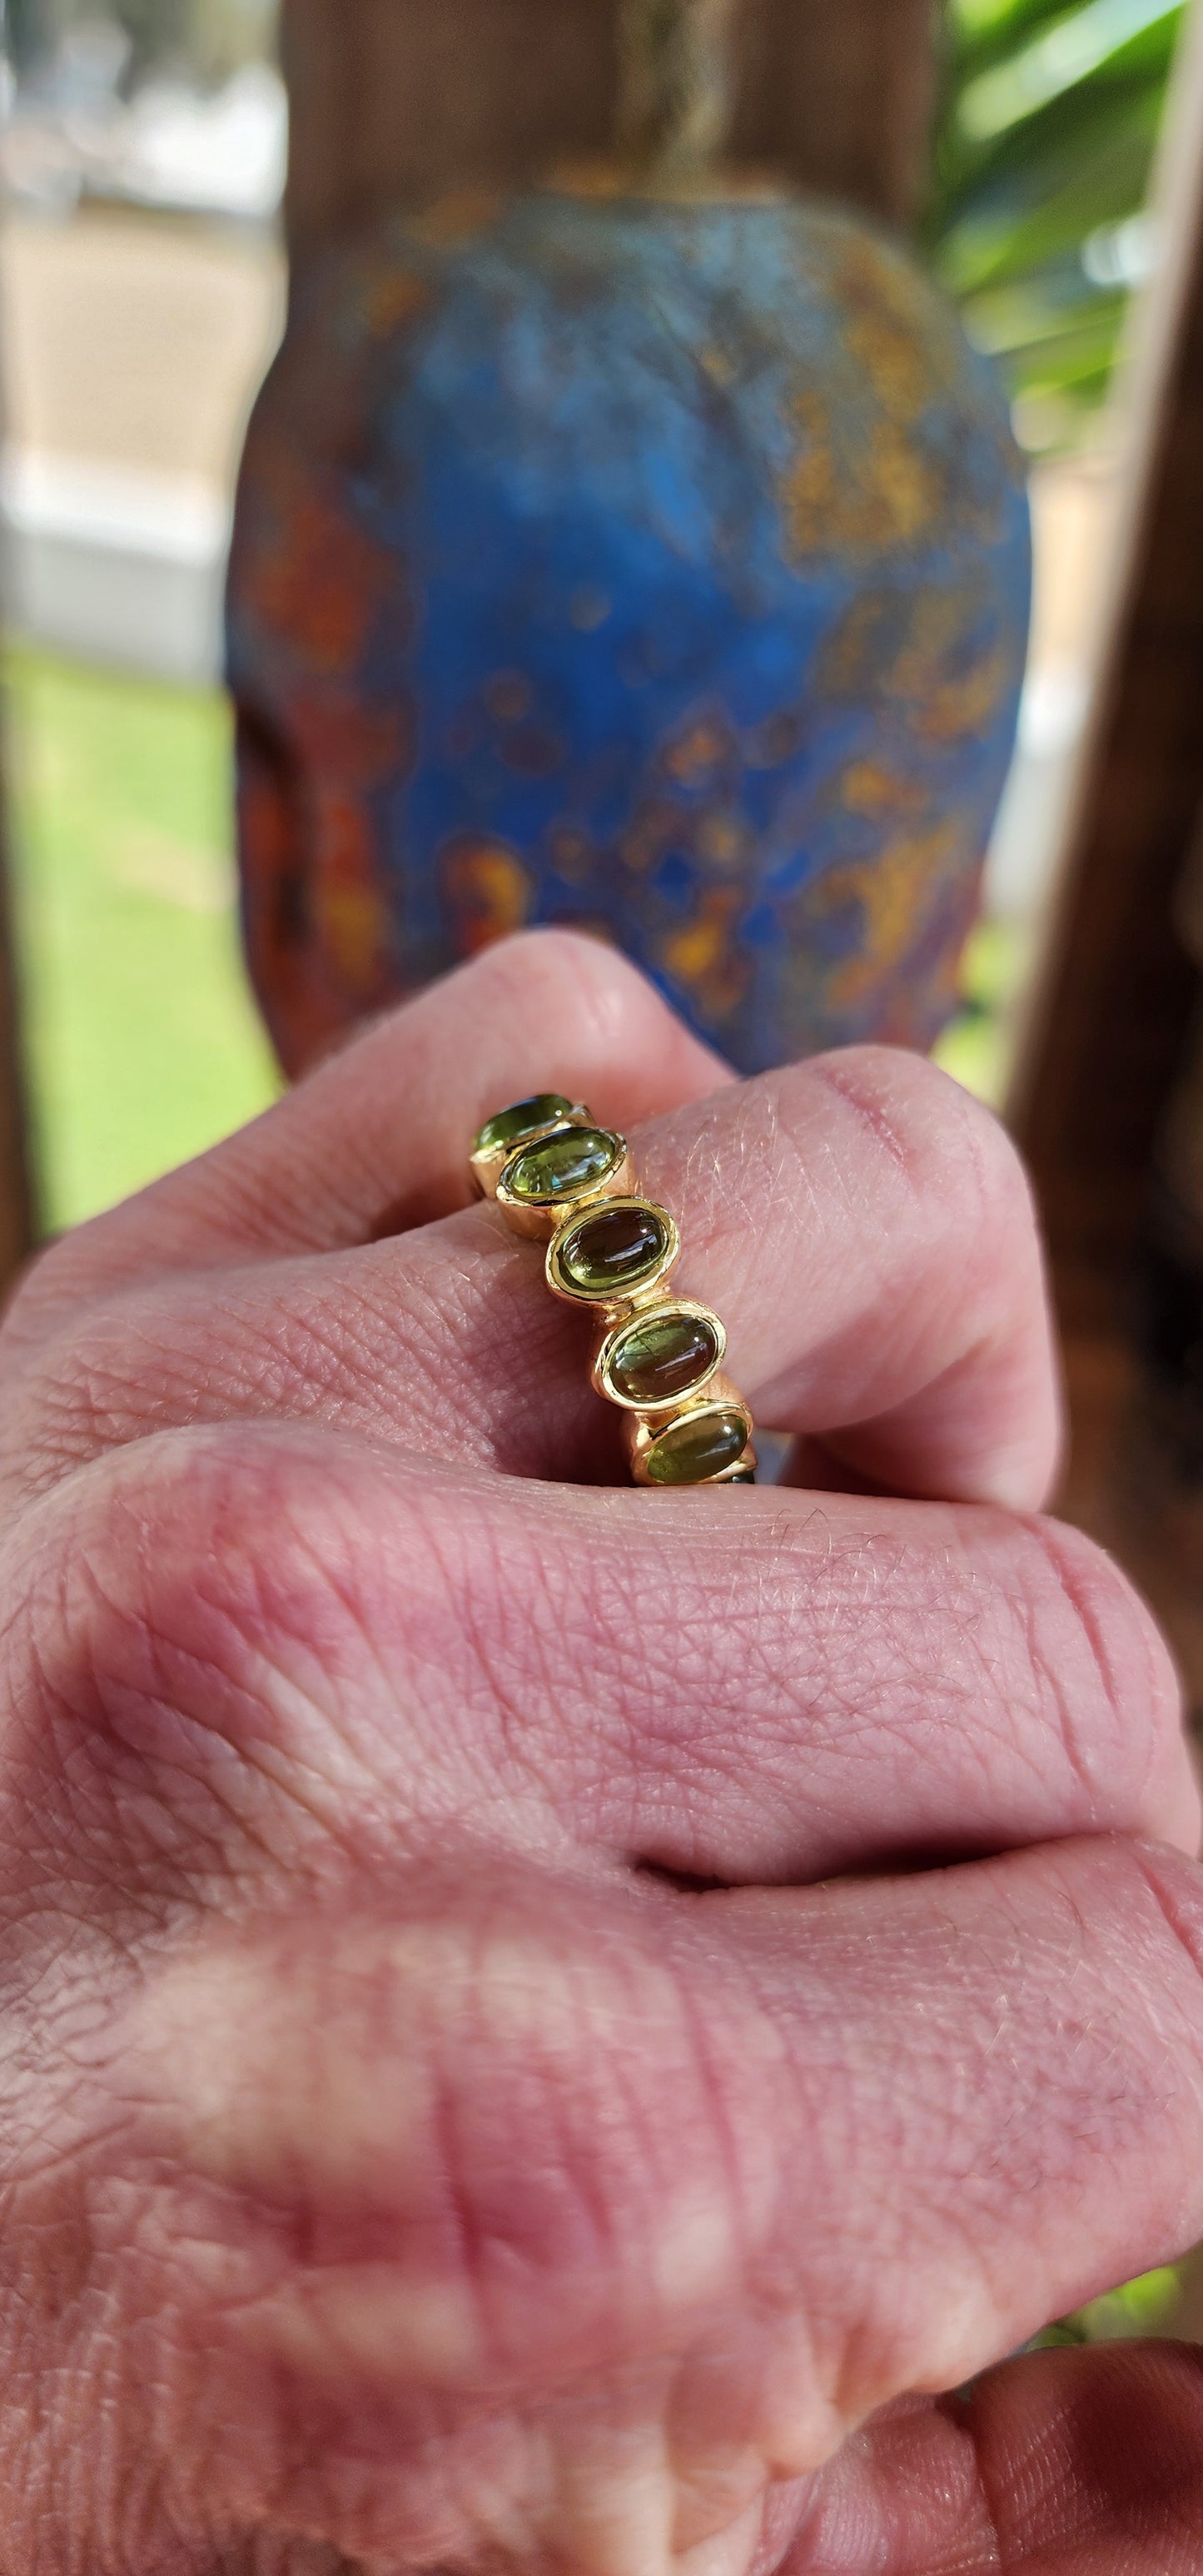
xmin=470 ymin=1092 xmax=757 ymax=1489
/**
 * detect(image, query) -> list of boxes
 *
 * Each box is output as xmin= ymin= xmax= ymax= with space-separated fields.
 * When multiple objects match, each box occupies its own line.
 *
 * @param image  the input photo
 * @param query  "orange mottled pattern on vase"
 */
xmin=229 ymin=190 xmax=1030 ymax=1078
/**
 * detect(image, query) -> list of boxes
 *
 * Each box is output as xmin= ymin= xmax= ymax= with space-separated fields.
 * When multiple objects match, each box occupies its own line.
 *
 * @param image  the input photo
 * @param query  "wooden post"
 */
xmin=1010 ymin=1 xmax=1203 ymax=1292
xmin=0 ymin=814 xmax=35 ymax=1292
xmin=1005 ymin=6 xmax=1203 ymax=1725
xmin=282 ymin=0 xmax=939 ymax=259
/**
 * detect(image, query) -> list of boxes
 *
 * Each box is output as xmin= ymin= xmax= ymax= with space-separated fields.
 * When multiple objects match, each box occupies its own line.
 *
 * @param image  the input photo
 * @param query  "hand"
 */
xmin=0 ymin=928 xmax=1201 ymax=2576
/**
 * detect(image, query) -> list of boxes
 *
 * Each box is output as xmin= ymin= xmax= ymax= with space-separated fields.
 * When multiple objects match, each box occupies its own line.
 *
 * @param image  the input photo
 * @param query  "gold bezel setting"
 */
xmin=470 ymin=1099 xmax=592 ymax=1200
xmin=495 ymin=1127 xmax=634 ymax=1241
xmin=592 ymin=1298 xmax=727 ymax=1414
xmin=475 ymin=1095 xmax=755 ymax=1486
xmin=626 ymin=1380 xmax=755 ymax=1488
xmin=545 ymin=1196 xmax=681 ymax=1309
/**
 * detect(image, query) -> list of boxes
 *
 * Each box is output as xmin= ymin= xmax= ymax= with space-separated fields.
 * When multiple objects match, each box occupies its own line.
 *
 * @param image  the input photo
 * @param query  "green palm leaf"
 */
xmin=929 ymin=0 xmax=1186 ymax=442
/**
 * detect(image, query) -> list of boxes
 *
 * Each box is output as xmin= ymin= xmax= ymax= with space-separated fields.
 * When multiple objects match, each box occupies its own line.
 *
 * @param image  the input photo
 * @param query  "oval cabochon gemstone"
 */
xmin=473 ymin=1092 xmax=574 ymax=1157
xmin=645 ymin=1406 xmax=749 ymax=1485
xmin=558 ymin=1201 xmax=671 ymax=1296
xmin=609 ymin=1310 xmax=720 ymax=1405
xmin=505 ymin=1125 xmax=620 ymax=1202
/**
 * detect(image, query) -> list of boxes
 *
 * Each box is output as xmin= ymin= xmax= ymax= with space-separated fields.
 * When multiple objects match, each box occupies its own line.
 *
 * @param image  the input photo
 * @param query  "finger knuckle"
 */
xmin=7 ymin=1430 xmax=401 ymax=1906
xmin=139 ymin=1892 xmax=768 ymax=2388
xmin=474 ymin=926 xmax=669 ymax=1065
xmin=65 ymin=1891 xmax=790 ymax=2560
xmin=810 ymin=1046 xmax=1037 ymax=1241
xmin=1019 ymin=1514 xmax=1184 ymax=1826
xmin=1 ymin=1316 xmax=167 ymax=1506
xmin=1128 ymin=1841 xmax=1203 ymax=1994
xmin=0 ymin=1229 xmax=97 ymax=1359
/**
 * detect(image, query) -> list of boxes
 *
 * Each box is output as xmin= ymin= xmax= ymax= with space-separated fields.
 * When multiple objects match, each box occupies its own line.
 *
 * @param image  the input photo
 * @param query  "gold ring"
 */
xmin=470 ymin=1093 xmax=756 ymax=1487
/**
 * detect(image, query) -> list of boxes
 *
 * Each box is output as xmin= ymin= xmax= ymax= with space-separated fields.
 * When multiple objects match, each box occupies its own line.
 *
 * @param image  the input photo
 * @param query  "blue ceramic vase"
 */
xmin=228 ymin=182 xmax=1030 ymax=1077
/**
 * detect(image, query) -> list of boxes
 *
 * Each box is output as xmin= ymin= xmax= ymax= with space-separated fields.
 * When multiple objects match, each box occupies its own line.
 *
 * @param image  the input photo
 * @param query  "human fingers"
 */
xmin=4 ymin=928 xmax=729 ymax=1334
xmin=634 ymin=1046 xmax=1061 ymax=1509
xmin=15 ymin=1814 xmax=1203 ymax=2575
xmin=955 ymin=2339 xmax=1203 ymax=2576
xmin=783 ymin=2340 xmax=1203 ymax=2574
xmin=8 ymin=1433 xmax=1194 ymax=1920
xmin=2 ymin=1048 xmax=1059 ymax=1524
xmin=2 ymin=1421 xmax=1198 ymax=2571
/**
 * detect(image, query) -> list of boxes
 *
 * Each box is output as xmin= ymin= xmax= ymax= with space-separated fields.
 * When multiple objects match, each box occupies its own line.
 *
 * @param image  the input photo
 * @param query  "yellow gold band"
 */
xmin=470 ymin=1094 xmax=756 ymax=1488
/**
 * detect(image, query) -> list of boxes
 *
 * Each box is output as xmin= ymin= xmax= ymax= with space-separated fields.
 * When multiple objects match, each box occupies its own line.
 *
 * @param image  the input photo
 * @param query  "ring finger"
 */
xmin=2 ymin=1045 xmax=1061 ymax=1522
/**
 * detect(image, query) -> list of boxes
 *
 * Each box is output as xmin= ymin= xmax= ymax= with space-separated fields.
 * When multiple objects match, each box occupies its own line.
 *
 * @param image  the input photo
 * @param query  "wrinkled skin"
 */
xmin=1 ymin=927 xmax=1202 ymax=2576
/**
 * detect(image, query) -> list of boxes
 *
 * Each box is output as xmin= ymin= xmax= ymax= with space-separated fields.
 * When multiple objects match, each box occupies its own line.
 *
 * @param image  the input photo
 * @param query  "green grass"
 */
xmin=1037 ymin=2265 xmax=1182 ymax=2347
xmin=932 ymin=915 xmax=1032 ymax=1106
xmin=3 ymin=641 xmax=277 ymax=1236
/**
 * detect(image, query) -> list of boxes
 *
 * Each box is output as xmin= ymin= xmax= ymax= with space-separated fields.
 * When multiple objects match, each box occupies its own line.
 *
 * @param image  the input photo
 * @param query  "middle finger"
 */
xmin=22 ymin=1428 xmax=1196 ymax=1893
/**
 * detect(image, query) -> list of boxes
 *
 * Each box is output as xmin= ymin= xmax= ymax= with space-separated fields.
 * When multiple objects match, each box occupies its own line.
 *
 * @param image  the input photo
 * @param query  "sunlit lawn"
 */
xmin=4 ymin=642 xmax=278 ymax=1235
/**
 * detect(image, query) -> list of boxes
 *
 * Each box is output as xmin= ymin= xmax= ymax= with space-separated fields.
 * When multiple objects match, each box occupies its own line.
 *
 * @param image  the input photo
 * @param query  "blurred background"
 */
xmin=0 ymin=0 xmax=1191 ymax=1226
xmin=0 ymin=0 xmax=283 ymax=1227
xmin=0 ymin=0 xmax=1201 ymax=2349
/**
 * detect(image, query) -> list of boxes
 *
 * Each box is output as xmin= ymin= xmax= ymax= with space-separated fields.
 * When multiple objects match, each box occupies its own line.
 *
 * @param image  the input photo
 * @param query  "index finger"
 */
xmin=9 ymin=930 xmax=730 ymax=1327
